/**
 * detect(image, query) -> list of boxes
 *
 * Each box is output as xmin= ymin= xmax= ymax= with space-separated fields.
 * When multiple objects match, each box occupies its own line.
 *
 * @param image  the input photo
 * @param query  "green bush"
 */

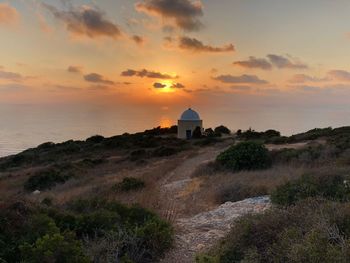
xmin=0 ymin=199 xmax=173 ymax=263
xmin=216 ymin=141 xmax=271 ymax=171
xmin=24 ymin=169 xmax=73 ymax=191
xmin=271 ymin=173 xmax=350 ymax=206
xmin=20 ymin=232 xmax=89 ymax=263
xmin=199 ymin=200 xmax=350 ymax=263
xmin=114 ymin=177 xmax=145 ymax=192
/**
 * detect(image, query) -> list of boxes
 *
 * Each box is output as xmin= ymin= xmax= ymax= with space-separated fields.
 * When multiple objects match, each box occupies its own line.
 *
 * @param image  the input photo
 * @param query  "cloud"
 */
xmin=131 ymin=35 xmax=145 ymax=45
xmin=213 ymin=74 xmax=268 ymax=84
xmin=50 ymin=84 xmax=80 ymax=91
xmin=43 ymin=3 xmax=122 ymax=39
xmin=135 ymin=0 xmax=203 ymax=31
xmin=267 ymin=54 xmax=308 ymax=69
xmin=121 ymin=69 xmax=178 ymax=79
xmin=233 ymin=54 xmax=308 ymax=70
xmin=233 ymin=56 xmax=272 ymax=70
xmin=171 ymin=82 xmax=185 ymax=88
xmin=0 ymin=3 xmax=20 ymax=26
xmin=289 ymin=74 xmax=327 ymax=83
xmin=178 ymin=36 xmax=235 ymax=53
xmin=0 ymin=70 xmax=23 ymax=81
xmin=153 ymin=82 xmax=184 ymax=89
xmin=84 ymin=73 xmax=114 ymax=85
xmin=328 ymin=70 xmax=350 ymax=82
xmin=153 ymin=82 xmax=167 ymax=88
xmin=230 ymin=85 xmax=252 ymax=91
xmin=67 ymin=65 xmax=82 ymax=74
xmin=0 ymin=83 xmax=28 ymax=92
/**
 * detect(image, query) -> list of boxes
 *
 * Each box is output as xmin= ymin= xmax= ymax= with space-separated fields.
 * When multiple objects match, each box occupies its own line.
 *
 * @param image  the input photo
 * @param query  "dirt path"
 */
xmin=159 ymin=142 xmax=271 ymax=263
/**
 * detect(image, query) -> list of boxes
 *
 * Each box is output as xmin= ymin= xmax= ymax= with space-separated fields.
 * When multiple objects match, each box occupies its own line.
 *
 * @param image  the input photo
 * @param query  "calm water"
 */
xmin=1 ymin=103 xmax=350 ymax=157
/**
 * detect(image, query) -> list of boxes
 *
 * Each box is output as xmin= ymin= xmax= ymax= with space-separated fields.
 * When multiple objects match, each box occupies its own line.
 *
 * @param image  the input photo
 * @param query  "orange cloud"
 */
xmin=165 ymin=36 xmax=235 ymax=53
xmin=43 ymin=4 xmax=122 ymax=39
xmin=121 ymin=69 xmax=179 ymax=79
xmin=0 ymin=3 xmax=20 ymax=26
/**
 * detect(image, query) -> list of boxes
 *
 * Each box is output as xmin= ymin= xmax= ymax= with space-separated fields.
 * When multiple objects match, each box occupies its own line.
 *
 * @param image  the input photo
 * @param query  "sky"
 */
xmin=2 ymin=0 xmax=350 ymax=135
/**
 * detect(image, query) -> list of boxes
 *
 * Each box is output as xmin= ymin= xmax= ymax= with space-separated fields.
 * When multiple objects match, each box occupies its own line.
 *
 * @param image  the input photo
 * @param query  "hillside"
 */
xmin=2 ymin=126 xmax=350 ymax=262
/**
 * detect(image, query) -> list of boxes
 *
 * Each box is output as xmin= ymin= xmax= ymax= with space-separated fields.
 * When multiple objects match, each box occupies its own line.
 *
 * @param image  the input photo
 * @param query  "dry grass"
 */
xmin=191 ymin=164 xmax=306 ymax=206
xmin=192 ymin=162 xmax=350 ymax=206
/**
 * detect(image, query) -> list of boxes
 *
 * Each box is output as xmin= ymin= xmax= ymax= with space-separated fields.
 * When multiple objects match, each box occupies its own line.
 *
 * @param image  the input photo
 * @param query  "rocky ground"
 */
xmin=162 ymin=197 xmax=271 ymax=263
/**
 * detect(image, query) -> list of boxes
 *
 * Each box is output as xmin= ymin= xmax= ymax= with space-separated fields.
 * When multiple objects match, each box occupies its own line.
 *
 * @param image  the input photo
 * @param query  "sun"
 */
xmin=158 ymin=80 xmax=176 ymax=93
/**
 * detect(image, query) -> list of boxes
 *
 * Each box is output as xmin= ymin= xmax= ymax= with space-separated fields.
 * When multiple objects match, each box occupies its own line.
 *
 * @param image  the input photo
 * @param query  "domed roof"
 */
xmin=180 ymin=108 xmax=201 ymax=121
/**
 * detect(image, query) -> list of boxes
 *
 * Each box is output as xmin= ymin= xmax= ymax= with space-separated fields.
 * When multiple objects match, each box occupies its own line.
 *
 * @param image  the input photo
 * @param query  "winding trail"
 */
xmin=159 ymin=142 xmax=271 ymax=263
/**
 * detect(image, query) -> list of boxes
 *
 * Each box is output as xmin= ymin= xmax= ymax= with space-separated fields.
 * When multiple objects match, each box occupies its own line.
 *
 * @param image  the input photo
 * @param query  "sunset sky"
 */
xmin=2 ymin=0 xmax=350 ymax=135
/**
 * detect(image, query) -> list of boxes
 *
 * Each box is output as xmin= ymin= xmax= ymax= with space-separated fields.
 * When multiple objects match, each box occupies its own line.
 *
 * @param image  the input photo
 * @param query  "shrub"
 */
xmin=115 ymin=177 xmax=145 ymax=192
xmin=199 ymin=200 xmax=350 ymax=263
xmin=237 ymin=128 xmax=281 ymax=141
xmin=86 ymin=135 xmax=105 ymax=144
xmin=214 ymin=126 xmax=231 ymax=135
xmin=0 ymin=199 xmax=173 ymax=263
xmin=20 ymin=232 xmax=89 ymax=263
xmin=271 ymin=173 xmax=350 ymax=206
xmin=24 ymin=169 xmax=73 ymax=191
xmin=216 ymin=141 xmax=271 ymax=171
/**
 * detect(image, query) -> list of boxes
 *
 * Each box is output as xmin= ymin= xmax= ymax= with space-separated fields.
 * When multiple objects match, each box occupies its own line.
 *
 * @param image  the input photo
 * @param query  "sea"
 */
xmin=1 ymin=103 xmax=350 ymax=157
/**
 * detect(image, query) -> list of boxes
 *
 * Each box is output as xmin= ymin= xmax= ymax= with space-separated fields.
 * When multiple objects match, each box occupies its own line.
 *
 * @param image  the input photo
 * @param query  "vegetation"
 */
xmin=0 ymin=198 xmax=173 ymax=263
xmin=214 ymin=126 xmax=231 ymax=135
xmin=196 ymin=126 xmax=350 ymax=263
xmin=24 ymin=168 xmax=74 ymax=191
xmin=237 ymin=128 xmax=281 ymax=142
xmin=216 ymin=141 xmax=271 ymax=171
xmin=114 ymin=177 xmax=146 ymax=192
xmin=0 ymin=129 xmax=189 ymax=172
xmin=271 ymin=172 xmax=350 ymax=206
xmin=6 ymin=125 xmax=350 ymax=262
xmin=197 ymin=200 xmax=350 ymax=263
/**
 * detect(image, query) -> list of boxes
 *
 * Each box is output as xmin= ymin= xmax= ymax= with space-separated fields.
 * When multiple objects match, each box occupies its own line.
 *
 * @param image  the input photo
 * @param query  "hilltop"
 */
xmin=2 ymin=126 xmax=350 ymax=262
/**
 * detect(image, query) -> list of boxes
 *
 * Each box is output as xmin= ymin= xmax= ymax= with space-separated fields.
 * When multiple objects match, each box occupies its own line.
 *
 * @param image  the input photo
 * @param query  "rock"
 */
xmin=32 ymin=190 xmax=41 ymax=195
xmin=172 ymin=196 xmax=271 ymax=258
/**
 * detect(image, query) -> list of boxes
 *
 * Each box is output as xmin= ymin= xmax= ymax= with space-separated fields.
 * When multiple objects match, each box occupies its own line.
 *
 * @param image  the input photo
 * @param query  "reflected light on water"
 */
xmin=160 ymin=117 xmax=173 ymax=128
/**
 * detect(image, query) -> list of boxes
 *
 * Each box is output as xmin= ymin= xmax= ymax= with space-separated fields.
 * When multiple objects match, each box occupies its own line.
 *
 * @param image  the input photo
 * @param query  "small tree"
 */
xmin=216 ymin=141 xmax=271 ymax=171
xmin=214 ymin=125 xmax=231 ymax=135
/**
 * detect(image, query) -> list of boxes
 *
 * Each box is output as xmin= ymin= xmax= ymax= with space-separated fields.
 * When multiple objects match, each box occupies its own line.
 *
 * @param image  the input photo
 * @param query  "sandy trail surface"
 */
xmin=159 ymin=142 xmax=271 ymax=263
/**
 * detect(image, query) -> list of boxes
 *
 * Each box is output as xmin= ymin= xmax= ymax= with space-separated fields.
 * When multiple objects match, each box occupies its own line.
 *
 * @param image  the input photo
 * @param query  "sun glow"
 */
xmin=158 ymin=80 xmax=176 ymax=93
xmin=160 ymin=117 xmax=173 ymax=128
